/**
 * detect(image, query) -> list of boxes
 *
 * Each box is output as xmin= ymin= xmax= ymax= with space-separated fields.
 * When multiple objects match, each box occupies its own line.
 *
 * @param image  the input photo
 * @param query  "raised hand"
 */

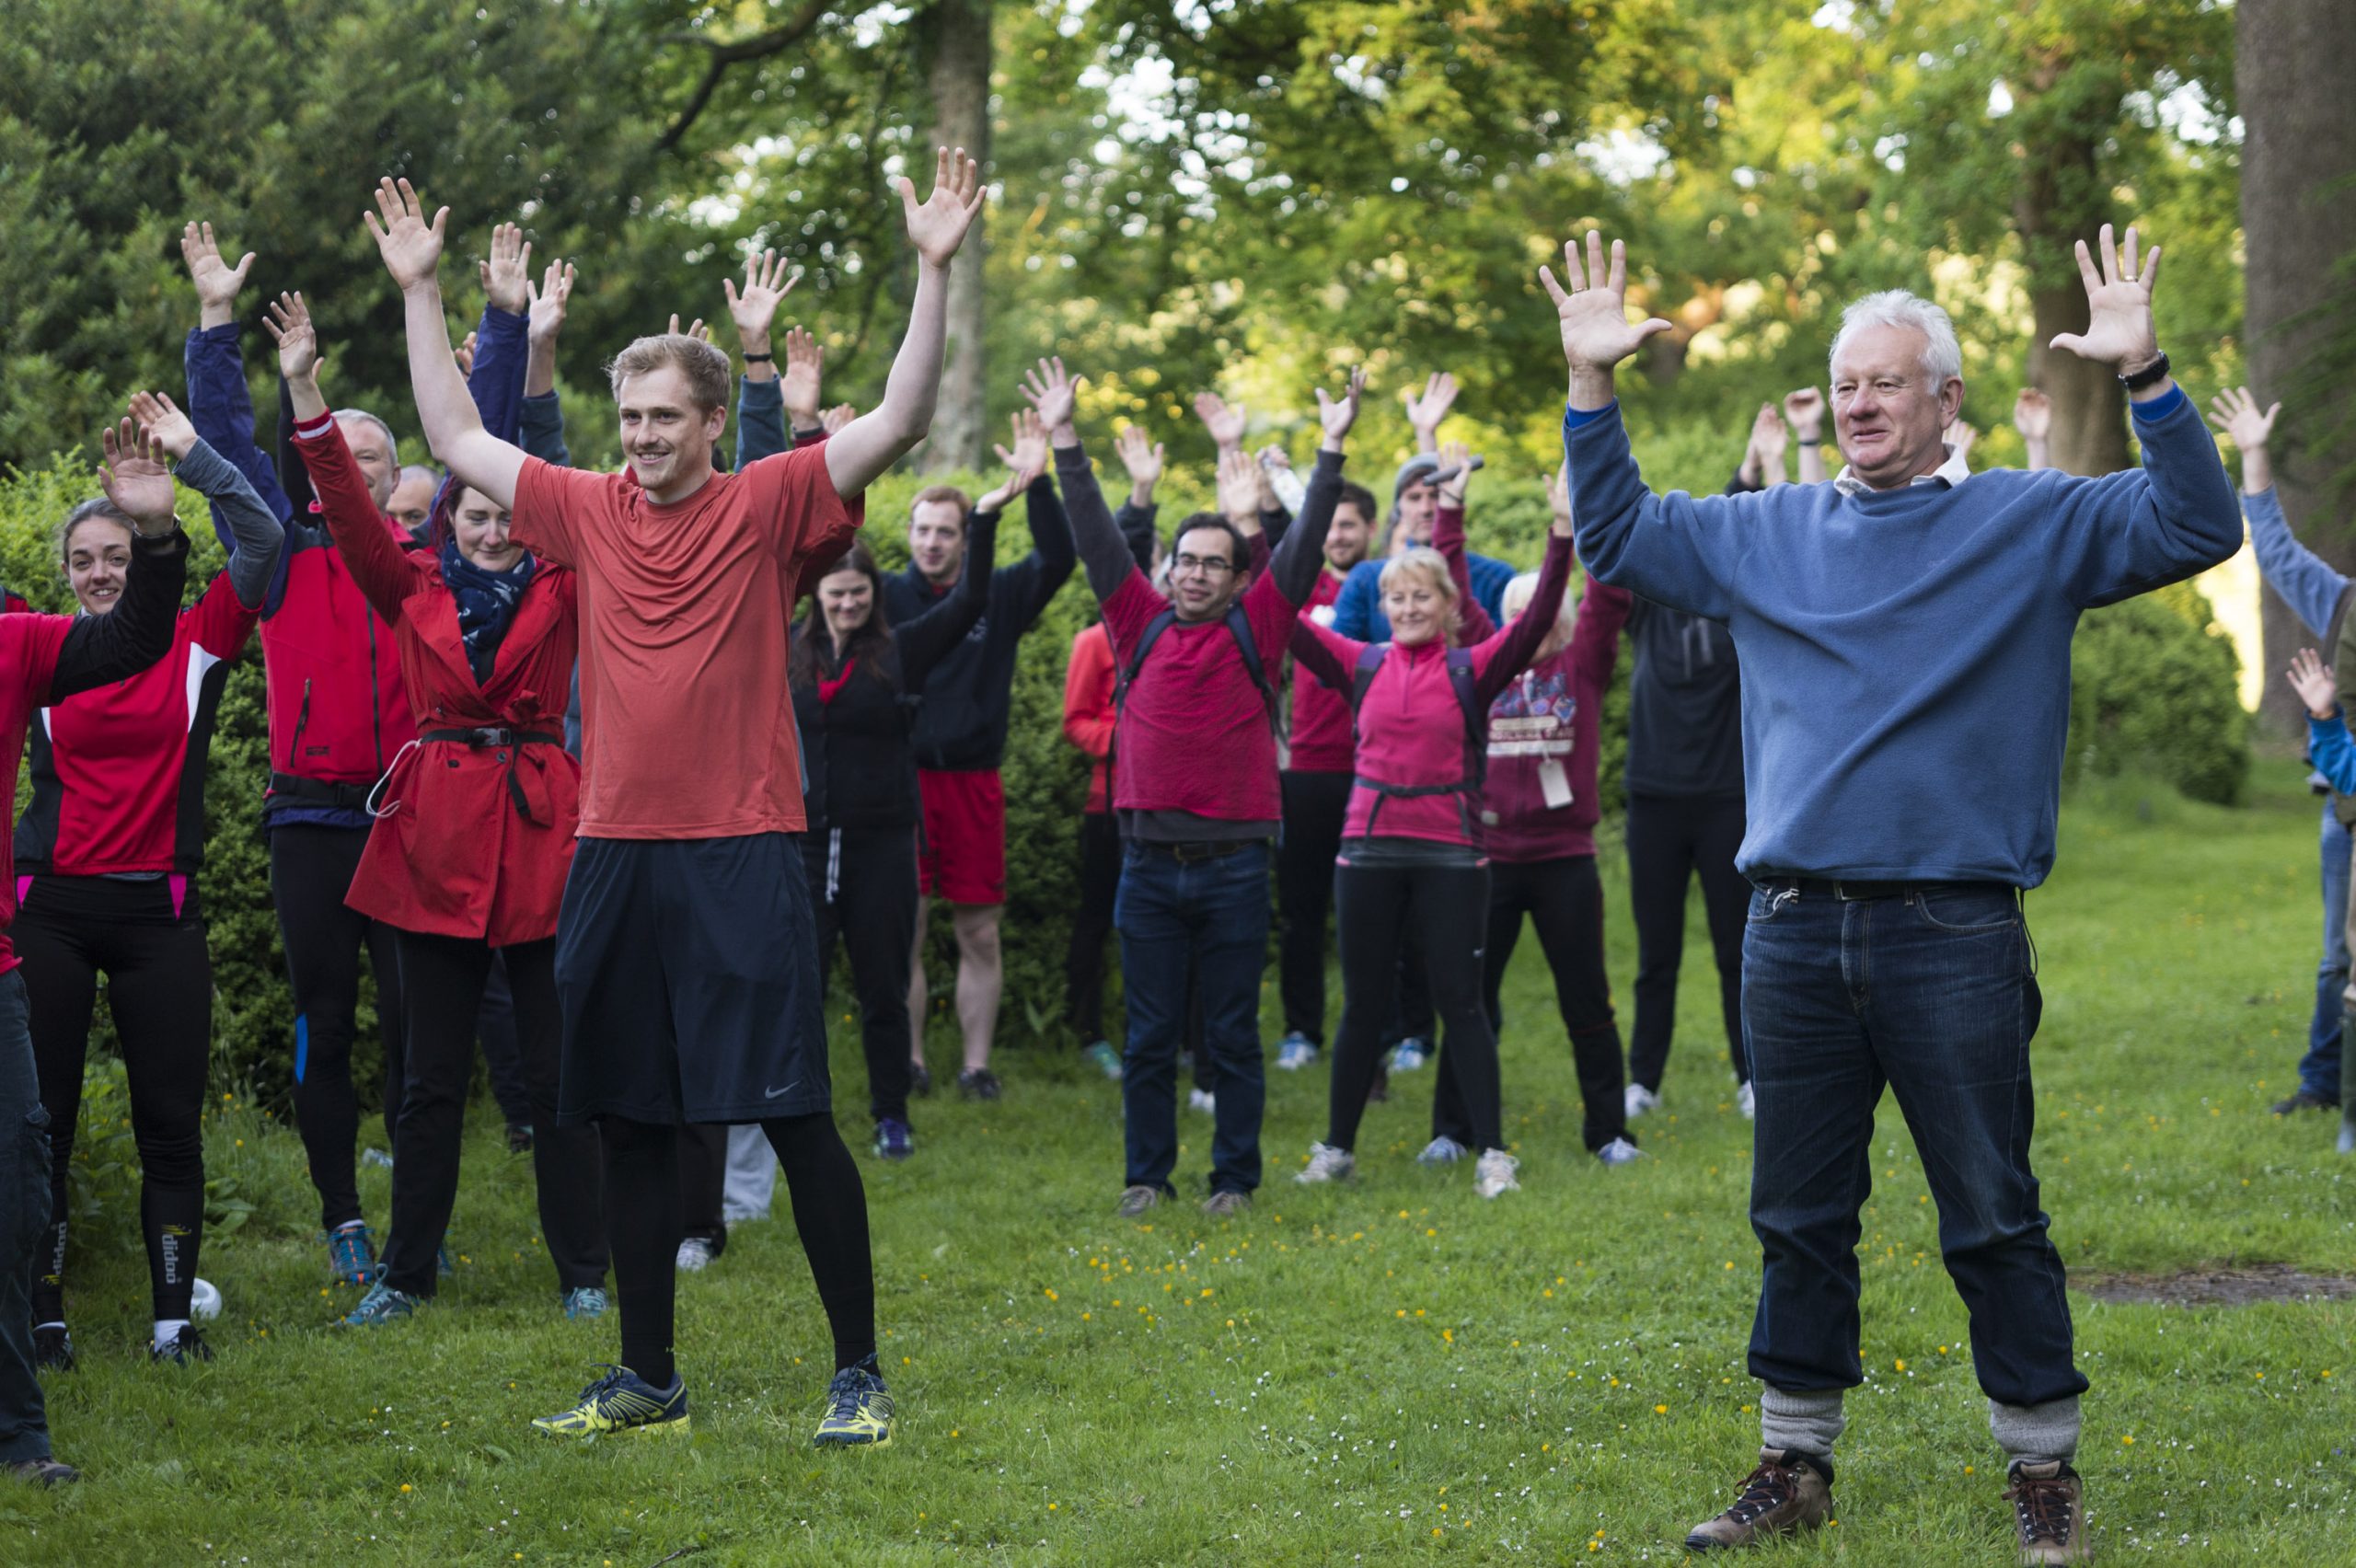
xmin=1944 ymin=417 xmax=1978 ymax=463
xmin=665 ymin=314 xmax=710 ymax=342
xmin=780 ymin=327 xmax=824 ymax=426
xmin=1021 ymin=356 xmax=1079 ymax=436
xmin=527 ymin=259 xmax=575 ymax=347
xmin=2012 ymin=387 xmax=2053 ymax=443
xmin=900 ymin=146 xmax=986 ymax=269
xmin=1314 ymin=367 xmax=1367 ymax=451
xmin=821 ymin=403 xmax=857 ymax=436
xmin=1215 ymin=444 xmax=1261 ymax=526
xmin=366 ymin=178 xmax=449 ymax=292
xmin=1539 ymin=231 xmax=1673 ymax=387
xmin=129 ymin=391 xmax=199 ymax=462
xmin=99 ymin=413 xmax=178 ymax=528
xmin=724 ymin=248 xmax=799 ymax=351
xmin=1783 ymin=386 xmax=1825 ymax=439
xmin=2288 ymin=648 xmax=2339 ymax=720
xmin=1751 ymin=402 xmax=1789 ymax=476
xmin=1193 ymin=390 xmax=1247 ymax=452
xmin=2207 ymin=386 xmax=2280 ymax=453
xmin=2049 ymin=223 xmax=2163 ymax=374
xmin=260 ymin=291 xmax=320 ymax=385
xmin=1546 ymin=462 xmax=1574 ymax=536
xmin=180 ymin=221 xmax=255 ymax=327
xmin=454 ymin=330 xmax=479 ymax=379
xmin=1437 ymin=438 xmax=1475 ymax=505
xmin=1114 ymin=424 xmax=1164 ymax=490
xmin=983 ymin=409 xmax=1049 ymax=510
xmin=1401 ymin=371 xmax=1459 ymax=449
xmin=479 ymin=222 xmax=531 ymax=315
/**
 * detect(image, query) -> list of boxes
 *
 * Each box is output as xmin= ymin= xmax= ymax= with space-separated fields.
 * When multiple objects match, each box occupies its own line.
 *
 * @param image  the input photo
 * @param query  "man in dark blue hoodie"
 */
xmin=1552 ymin=226 xmax=2237 ymax=1562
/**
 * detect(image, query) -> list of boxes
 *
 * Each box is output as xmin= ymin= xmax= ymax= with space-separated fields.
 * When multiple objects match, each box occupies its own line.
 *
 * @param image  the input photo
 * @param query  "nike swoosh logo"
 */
xmin=765 ymin=1080 xmax=802 ymax=1099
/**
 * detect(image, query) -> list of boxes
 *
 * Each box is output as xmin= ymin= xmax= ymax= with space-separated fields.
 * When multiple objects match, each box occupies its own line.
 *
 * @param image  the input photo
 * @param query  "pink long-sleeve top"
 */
xmin=1288 ymin=531 xmax=1574 ymax=848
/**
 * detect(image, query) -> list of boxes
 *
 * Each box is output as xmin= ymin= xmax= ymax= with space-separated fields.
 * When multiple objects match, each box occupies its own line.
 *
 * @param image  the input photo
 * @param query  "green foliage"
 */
xmin=2067 ymin=581 xmax=2248 ymax=805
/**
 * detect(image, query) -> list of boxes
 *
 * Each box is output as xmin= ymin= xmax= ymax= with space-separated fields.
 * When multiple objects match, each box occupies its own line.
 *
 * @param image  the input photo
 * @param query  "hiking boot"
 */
xmin=1625 ymin=1082 xmax=1660 ymax=1119
xmin=957 ymin=1067 xmax=1002 ymax=1101
xmin=1683 ymin=1447 xmax=1833 ymax=1551
xmin=2004 ymin=1460 xmax=2089 ymax=1564
xmin=1115 ymin=1184 xmax=1161 ymax=1217
xmin=2270 ymin=1089 xmax=2337 ymax=1114
xmin=31 ymin=1325 xmax=74 ymax=1372
xmin=1082 ymin=1041 xmax=1124 ymax=1079
xmin=1294 ymin=1142 xmax=1355 ymax=1185
xmin=1472 ymin=1148 xmax=1520 ymax=1198
xmin=1276 ymin=1032 xmax=1319 ymax=1070
xmin=1201 ymin=1189 xmax=1252 ymax=1217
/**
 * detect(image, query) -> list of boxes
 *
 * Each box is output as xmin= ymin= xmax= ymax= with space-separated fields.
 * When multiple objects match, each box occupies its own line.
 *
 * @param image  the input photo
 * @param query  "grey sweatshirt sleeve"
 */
xmin=1267 ymin=450 xmax=1342 ymax=607
xmin=175 ymin=437 xmax=286 ymax=610
xmin=1056 ymin=442 xmax=1136 ymax=603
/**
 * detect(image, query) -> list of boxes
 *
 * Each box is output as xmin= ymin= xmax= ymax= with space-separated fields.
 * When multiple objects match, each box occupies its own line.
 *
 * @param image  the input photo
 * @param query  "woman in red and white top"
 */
xmin=18 ymin=393 xmax=282 ymax=1371
xmin=1286 ymin=426 xmax=1575 ymax=1200
xmin=271 ymin=292 xmax=606 ymax=1324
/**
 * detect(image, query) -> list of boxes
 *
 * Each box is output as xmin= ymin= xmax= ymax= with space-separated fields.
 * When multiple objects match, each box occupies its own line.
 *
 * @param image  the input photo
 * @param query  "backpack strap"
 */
xmin=1345 ymin=641 xmax=1491 ymax=838
xmin=1108 ymin=602 xmax=1281 ymax=807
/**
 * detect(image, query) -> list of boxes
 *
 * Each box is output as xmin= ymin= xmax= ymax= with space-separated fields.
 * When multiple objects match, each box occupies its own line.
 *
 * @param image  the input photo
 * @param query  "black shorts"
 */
xmin=552 ymin=833 xmax=831 ymax=1125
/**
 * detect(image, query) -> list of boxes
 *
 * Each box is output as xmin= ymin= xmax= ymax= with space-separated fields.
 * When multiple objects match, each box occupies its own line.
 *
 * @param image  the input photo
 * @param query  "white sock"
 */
xmin=334 ymin=1218 xmax=366 ymax=1232
xmin=153 ymin=1318 xmax=191 ymax=1350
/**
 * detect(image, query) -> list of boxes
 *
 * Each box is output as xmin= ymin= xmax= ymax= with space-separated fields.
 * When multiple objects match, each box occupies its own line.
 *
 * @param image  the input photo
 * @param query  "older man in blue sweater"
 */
xmin=1548 ymin=226 xmax=2238 ymax=1562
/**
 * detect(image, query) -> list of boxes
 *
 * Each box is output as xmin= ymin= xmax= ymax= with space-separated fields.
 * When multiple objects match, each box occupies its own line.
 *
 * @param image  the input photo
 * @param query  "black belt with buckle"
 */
xmin=1144 ymin=839 xmax=1254 ymax=864
xmin=422 ymin=727 xmax=562 ymax=749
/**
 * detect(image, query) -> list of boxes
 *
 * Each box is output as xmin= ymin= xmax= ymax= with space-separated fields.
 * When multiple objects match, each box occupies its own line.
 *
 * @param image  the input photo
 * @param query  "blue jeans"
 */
xmin=2302 ymin=803 xmax=2348 ymax=1101
xmin=0 ymin=970 xmax=54 ymax=1463
xmin=1115 ymin=841 xmax=1269 ymax=1196
xmin=1742 ymin=882 xmax=2086 ymax=1412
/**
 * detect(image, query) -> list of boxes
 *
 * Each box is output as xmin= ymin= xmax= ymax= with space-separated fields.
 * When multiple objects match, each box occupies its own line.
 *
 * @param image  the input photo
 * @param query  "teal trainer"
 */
xmin=560 ymin=1286 xmax=608 ymax=1320
xmin=814 ymin=1362 xmax=895 ymax=1447
xmin=342 ymin=1282 xmax=418 ymax=1326
xmin=532 ymin=1365 xmax=688 ymax=1438
xmin=326 ymin=1223 xmax=377 ymax=1286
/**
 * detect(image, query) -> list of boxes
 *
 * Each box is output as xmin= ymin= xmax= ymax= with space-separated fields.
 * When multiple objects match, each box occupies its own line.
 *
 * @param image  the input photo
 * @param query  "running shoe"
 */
xmin=1597 ymin=1136 xmax=1646 ymax=1168
xmin=1116 ymin=1184 xmax=1161 ymax=1217
xmin=342 ymin=1282 xmax=418 ymax=1326
xmin=31 ymin=1325 xmax=74 ymax=1372
xmin=361 ymin=1147 xmax=395 ymax=1170
xmin=957 ymin=1067 xmax=1002 ymax=1101
xmin=6 ymin=1457 xmax=80 ymax=1487
xmin=151 ymin=1325 xmax=214 ymax=1366
xmin=872 ymin=1118 xmax=914 ymax=1160
xmin=532 ymin=1365 xmax=689 ymax=1438
xmin=1294 ymin=1142 xmax=1356 ymax=1184
xmin=676 ymin=1237 xmax=715 ymax=1274
xmin=1417 ymin=1136 xmax=1469 ymax=1166
xmin=507 ymin=1123 xmax=535 ymax=1153
xmin=910 ymin=1062 xmax=933 ymax=1099
xmin=1201 ymin=1190 xmax=1252 ymax=1217
xmin=1275 ymin=1032 xmax=1319 ymax=1071
xmin=1388 ymin=1037 xmax=1432 ymax=1073
xmin=814 ymin=1362 xmax=895 ymax=1447
xmin=1624 ymin=1082 xmax=1660 ymax=1119
xmin=1082 ymin=1041 xmax=1125 ymax=1079
xmin=560 ymin=1286 xmax=608 ymax=1320
xmin=2270 ymin=1089 xmax=2338 ymax=1114
xmin=1737 ymin=1081 xmax=1757 ymax=1121
xmin=1472 ymin=1148 xmax=1520 ymax=1199
xmin=1188 ymin=1087 xmax=1217 ymax=1114
xmin=327 ymin=1223 xmax=378 ymax=1286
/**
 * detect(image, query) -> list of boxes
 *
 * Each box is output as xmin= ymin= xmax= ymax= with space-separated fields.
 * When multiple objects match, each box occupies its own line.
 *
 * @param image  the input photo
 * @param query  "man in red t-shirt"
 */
xmin=368 ymin=154 xmax=981 ymax=1447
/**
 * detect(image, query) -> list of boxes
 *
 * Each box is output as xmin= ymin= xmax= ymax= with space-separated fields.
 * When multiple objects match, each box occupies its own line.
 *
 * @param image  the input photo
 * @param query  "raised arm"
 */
xmin=1784 ymin=387 xmax=1828 ymax=484
xmin=780 ymin=327 xmax=826 ymax=443
xmin=898 ymin=501 xmax=1003 ymax=691
xmin=824 ymin=148 xmax=985 ymax=500
xmin=367 ymin=179 xmax=526 ymax=509
xmin=179 ymin=220 xmax=295 ymax=545
xmin=468 ymin=221 xmax=532 ymax=446
xmin=2012 ymin=388 xmax=2053 ymax=474
xmin=1469 ymin=521 xmax=1576 ymax=702
xmin=2212 ymin=386 xmax=2343 ymax=637
xmin=267 ymin=293 xmax=418 ymax=623
xmin=1263 ymin=369 xmax=1362 ymax=608
xmin=727 ymin=249 xmax=800 ymax=466
xmin=1401 ymin=371 xmax=1458 ymax=457
xmin=1433 ymin=464 xmax=1496 ymax=642
xmin=57 ymin=412 xmax=192 ymax=699
xmin=128 ymin=391 xmax=283 ymax=611
xmin=1030 ymin=356 xmax=1139 ymax=605
xmin=519 ymin=257 xmax=576 ymax=465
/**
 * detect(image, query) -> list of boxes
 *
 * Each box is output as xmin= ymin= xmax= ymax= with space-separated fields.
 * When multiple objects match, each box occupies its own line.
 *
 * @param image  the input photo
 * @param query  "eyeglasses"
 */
xmin=1171 ymin=554 xmax=1234 ymax=577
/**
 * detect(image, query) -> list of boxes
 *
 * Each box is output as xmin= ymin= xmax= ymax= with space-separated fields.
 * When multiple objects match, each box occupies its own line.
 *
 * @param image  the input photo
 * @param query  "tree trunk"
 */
xmin=2015 ymin=125 xmax=2131 ymax=477
xmin=917 ymin=0 xmax=991 ymax=474
xmin=2241 ymin=0 xmax=2356 ymax=733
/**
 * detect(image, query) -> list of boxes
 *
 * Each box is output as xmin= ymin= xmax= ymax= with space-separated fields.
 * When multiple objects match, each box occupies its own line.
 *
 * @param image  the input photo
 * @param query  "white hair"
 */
xmin=1829 ymin=290 xmax=1962 ymax=387
xmin=1500 ymin=570 xmax=1575 ymax=637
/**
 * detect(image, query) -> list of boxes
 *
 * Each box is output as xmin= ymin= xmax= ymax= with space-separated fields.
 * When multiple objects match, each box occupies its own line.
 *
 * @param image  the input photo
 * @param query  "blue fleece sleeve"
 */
xmin=2053 ymin=391 xmax=2246 ymax=609
xmin=2245 ymin=486 xmax=2347 ymax=640
xmin=518 ymin=393 xmax=572 ymax=467
xmin=1331 ymin=559 xmax=1385 ymax=640
xmin=468 ymin=306 xmax=529 ymax=445
xmin=184 ymin=326 xmax=294 ymax=527
xmin=2310 ymin=715 xmax=2356 ymax=795
xmin=1565 ymin=403 xmax=1748 ymax=621
xmin=736 ymin=377 xmax=788 ymax=468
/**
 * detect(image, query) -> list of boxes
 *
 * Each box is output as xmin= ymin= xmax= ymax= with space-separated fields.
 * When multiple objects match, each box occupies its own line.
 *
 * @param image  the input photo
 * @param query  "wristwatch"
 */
xmin=2118 ymin=351 xmax=2170 ymax=392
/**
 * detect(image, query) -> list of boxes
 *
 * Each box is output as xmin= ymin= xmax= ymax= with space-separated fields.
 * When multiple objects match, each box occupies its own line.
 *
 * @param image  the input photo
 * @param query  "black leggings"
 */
xmin=18 ymin=876 xmax=211 ymax=1323
xmin=377 ymin=932 xmax=606 ymax=1298
xmin=600 ymin=1113 xmax=876 ymax=1389
xmin=1462 ymin=856 xmax=1630 ymax=1154
xmin=475 ymin=953 xmax=532 ymax=1129
xmin=1065 ymin=811 xmax=1121 ymax=1043
xmin=1625 ymin=792 xmax=1750 ymax=1090
xmin=803 ymin=826 xmax=917 ymax=1125
xmin=271 ymin=824 xmax=406 ymax=1230
xmin=1326 ymin=852 xmax=1497 ymax=1153
xmin=1277 ymin=770 xmax=1350 ymax=1043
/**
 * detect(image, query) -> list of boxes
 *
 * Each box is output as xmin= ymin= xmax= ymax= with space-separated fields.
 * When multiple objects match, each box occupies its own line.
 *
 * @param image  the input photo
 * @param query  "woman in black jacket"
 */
xmin=792 ymin=453 xmax=1035 ymax=1159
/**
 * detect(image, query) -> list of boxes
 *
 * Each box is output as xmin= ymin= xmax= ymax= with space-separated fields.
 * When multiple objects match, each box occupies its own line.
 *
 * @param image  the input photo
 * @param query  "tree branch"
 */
xmin=653 ymin=0 xmax=833 ymax=155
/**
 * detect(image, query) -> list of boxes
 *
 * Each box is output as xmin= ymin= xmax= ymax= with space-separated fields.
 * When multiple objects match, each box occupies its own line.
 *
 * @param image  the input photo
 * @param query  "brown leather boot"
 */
xmin=1682 ymin=1447 xmax=1833 ymax=1551
xmin=2004 ymin=1460 xmax=2090 ymax=1563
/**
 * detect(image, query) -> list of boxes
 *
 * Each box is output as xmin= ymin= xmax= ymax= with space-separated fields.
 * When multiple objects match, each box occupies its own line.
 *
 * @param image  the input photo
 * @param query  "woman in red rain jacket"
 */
xmin=271 ymin=293 xmax=606 ymax=1324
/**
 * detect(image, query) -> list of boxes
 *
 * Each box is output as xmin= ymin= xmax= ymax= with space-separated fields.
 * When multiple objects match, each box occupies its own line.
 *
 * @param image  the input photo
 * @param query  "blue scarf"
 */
xmin=441 ymin=537 xmax=537 ymax=685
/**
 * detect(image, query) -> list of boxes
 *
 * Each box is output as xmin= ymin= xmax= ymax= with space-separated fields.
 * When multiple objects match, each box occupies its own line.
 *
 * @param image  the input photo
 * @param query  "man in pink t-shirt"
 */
xmin=366 ymin=156 xmax=980 ymax=1448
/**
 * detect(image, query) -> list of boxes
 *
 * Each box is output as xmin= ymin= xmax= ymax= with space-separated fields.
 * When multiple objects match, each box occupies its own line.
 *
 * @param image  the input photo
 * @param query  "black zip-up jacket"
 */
xmin=880 ymin=475 xmax=1074 ymax=771
xmin=1623 ymin=468 xmax=1751 ymax=801
xmin=795 ymin=509 xmax=997 ymax=832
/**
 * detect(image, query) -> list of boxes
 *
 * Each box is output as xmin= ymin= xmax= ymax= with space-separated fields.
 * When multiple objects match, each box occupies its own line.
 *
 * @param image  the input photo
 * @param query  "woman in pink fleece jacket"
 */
xmin=1287 ymin=437 xmax=1575 ymax=1200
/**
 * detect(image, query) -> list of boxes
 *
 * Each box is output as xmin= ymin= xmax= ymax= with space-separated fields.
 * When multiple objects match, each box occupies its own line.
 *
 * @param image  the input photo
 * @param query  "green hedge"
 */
xmin=0 ymin=430 xmax=2247 ymax=1093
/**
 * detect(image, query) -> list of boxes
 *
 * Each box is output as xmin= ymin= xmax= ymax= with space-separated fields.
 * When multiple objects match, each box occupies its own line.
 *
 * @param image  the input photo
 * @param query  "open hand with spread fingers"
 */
xmin=99 ymin=412 xmax=179 ymax=532
xmin=366 ymin=178 xmax=449 ymax=293
xmin=2049 ymin=223 xmax=2163 ymax=375
xmin=527 ymin=259 xmax=575 ymax=348
xmin=724 ymin=248 xmax=799 ymax=352
xmin=480 ymin=223 xmax=531 ymax=316
xmin=1314 ymin=368 xmax=1367 ymax=451
xmin=983 ymin=409 xmax=1049 ymax=512
xmin=1539 ymin=231 xmax=1674 ymax=394
xmin=181 ymin=221 xmax=256 ymax=328
xmin=780 ymin=327 xmax=824 ymax=426
xmin=1193 ymin=390 xmax=1247 ymax=452
xmin=1401 ymin=372 xmax=1458 ymax=445
xmin=1114 ymin=424 xmax=1164 ymax=490
xmin=665 ymin=315 xmax=710 ymax=342
xmin=2207 ymin=386 xmax=2280 ymax=454
xmin=264 ymin=291 xmax=320 ymax=385
xmin=1021 ymin=356 xmax=1079 ymax=439
xmin=2288 ymin=648 xmax=2339 ymax=721
xmin=821 ymin=403 xmax=857 ymax=436
xmin=901 ymin=146 xmax=986 ymax=269
xmin=128 ymin=390 xmax=199 ymax=462
xmin=1215 ymin=444 xmax=1262 ymax=526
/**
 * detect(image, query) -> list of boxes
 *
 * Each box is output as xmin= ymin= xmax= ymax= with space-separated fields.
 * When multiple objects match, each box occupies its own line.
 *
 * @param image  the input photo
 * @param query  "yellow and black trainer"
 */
xmin=813 ymin=1363 xmax=894 ymax=1447
xmin=531 ymin=1365 xmax=689 ymax=1439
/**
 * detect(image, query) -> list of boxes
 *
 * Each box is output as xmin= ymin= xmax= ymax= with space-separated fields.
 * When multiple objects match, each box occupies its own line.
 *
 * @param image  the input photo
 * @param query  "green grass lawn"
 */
xmin=10 ymin=768 xmax=2353 ymax=1565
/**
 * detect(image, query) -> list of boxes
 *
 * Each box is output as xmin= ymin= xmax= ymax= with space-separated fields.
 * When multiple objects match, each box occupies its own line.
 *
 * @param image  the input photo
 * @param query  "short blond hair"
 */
xmin=1379 ymin=548 xmax=1461 ymax=642
xmin=1500 ymin=570 xmax=1575 ymax=637
xmin=607 ymin=332 xmax=733 ymax=412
